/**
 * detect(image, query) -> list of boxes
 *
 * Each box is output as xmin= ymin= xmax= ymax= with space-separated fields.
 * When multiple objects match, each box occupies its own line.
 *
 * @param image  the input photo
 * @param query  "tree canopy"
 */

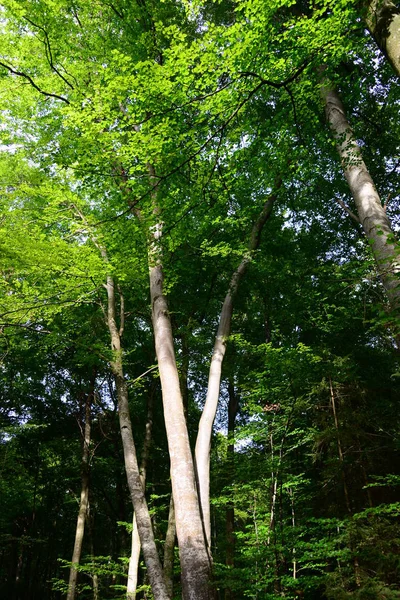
xmin=0 ymin=1 xmax=399 ymax=599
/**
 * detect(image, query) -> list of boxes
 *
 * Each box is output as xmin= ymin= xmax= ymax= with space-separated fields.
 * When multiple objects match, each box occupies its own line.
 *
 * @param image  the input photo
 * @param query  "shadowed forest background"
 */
xmin=0 ymin=1 xmax=400 ymax=599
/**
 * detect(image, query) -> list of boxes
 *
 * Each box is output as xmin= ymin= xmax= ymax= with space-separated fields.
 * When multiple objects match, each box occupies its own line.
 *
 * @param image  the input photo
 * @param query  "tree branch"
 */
xmin=334 ymin=196 xmax=360 ymax=224
xmin=23 ymin=17 xmax=75 ymax=89
xmin=0 ymin=61 xmax=70 ymax=104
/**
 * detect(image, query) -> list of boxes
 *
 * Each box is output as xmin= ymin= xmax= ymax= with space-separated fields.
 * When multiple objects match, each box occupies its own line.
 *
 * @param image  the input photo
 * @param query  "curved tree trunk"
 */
xmin=66 ymin=376 xmax=95 ymax=600
xmin=195 ymin=188 xmax=279 ymax=547
xmin=364 ymin=0 xmax=400 ymax=76
xmin=127 ymin=521 xmax=141 ymax=600
xmin=321 ymin=81 xmax=400 ymax=313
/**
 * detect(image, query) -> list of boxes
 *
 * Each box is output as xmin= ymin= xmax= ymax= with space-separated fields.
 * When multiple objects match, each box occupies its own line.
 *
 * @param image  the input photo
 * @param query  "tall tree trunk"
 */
xmin=87 ymin=507 xmax=99 ymax=600
xmin=148 ymin=200 xmax=213 ymax=600
xmin=321 ymin=80 xmax=400 ymax=314
xmin=195 ymin=189 xmax=279 ymax=547
xmin=66 ymin=375 xmax=95 ymax=600
xmin=105 ymin=274 xmax=170 ymax=600
xmin=127 ymin=388 xmax=155 ymax=600
xmin=71 ymin=204 xmax=169 ymax=599
xmin=364 ymin=0 xmax=400 ymax=76
xmin=163 ymin=495 xmax=176 ymax=598
xmin=225 ymin=380 xmax=239 ymax=600
xmin=329 ymin=379 xmax=361 ymax=587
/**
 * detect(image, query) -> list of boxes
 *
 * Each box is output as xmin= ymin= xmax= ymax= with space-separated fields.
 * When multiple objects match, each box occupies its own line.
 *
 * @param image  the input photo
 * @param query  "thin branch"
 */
xmin=127 ymin=365 xmax=159 ymax=386
xmin=383 ymin=193 xmax=392 ymax=213
xmin=284 ymin=84 xmax=303 ymax=144
xmin=22 ymin=17 xmax=75 ymax=89
xmin=0 ymin=61 xmax=70 ymax=104
xmin=334 ymin=196 xmax=360 ymax=224
xmin=239 ymin=57 xmax=311 ymax=89
xmin=117 ymin=284 xmax=125 ymax=338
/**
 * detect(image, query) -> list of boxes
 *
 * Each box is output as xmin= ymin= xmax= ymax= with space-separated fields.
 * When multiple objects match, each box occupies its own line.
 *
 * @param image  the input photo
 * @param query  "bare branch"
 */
xmin=383 ymin=193 xmax=392 ymax=213
xmin=334 ymin=196 xmax=360 ymax=224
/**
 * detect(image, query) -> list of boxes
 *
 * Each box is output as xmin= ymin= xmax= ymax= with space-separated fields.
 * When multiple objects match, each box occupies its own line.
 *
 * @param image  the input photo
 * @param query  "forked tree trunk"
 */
xmin=127 ymin=389 xmax=154 ymax=599
xmin=321 ymin=81 xmax=400 ymax=313
xmin=364 ymin=0 xmax=400 ymax=76
xmin=66 ymin=376 xmax=95 ymax=600
xmin=195 ymin=188 xmax=279 ymax=547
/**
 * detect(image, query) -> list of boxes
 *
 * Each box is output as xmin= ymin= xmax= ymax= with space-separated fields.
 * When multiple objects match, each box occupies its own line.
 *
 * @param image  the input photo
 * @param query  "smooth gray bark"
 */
xmin=66 ymin=384 xmax=93 ymax=600
xmin=127 ymin=523 xmax=140 ymax=600
xmin=72 ymin=203 xmax=169 ymax=599
xmin=195 ymin=190 xmax=278 ymax=547
xmin=364 ymin=0 xmax=400 ymax=76
xmin=149 ymin=257 xmax=213 ymax=600
xmin=105 ymin=274 xmax=170 ymax=600
xmin=321 ymin=82 xmax=400 ymax=313
xmin=224 ymin=381 xmax=239 ymax=600
xmin=147 ymin=162 xmax=213 ymax=599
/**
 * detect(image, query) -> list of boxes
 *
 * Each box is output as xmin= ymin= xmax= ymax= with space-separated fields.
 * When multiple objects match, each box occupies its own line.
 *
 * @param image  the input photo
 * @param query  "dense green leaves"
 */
xmin=0 ymin=0 xmax=399 ymax=598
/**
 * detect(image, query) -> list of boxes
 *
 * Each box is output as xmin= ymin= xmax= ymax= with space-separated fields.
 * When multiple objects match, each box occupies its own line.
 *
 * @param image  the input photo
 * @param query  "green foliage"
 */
xmin=0 ymin=0 xmax=399 ymax=598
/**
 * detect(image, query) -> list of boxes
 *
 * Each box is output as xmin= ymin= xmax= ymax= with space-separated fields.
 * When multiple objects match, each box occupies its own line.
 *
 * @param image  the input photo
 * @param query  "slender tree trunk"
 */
xmin=288 ymin=488 xmax=297 ymax=580
xmin=195 ymin=189 xmax=279 ymax=547
xmin=163 ymin=495 xmax=176 ymax=598
xmin=225 ymin=380 xmax=239 ymax=600
xmin=105 ymin=274 xmax=170 ymax=600
xmin=145 ymin=161 xmax=213 ymax=600
xmin=72 ymin=204 xmax=169 ymax=600
xmin=179 ymin=332 xmax=189 ymax=418
xmin=127 ymin=389 xmax=155 ymax=600
xmin=87 ymin=508 xmax=99 ymax=600
xmin=320 ymin=80 xmax=400 ymax=314
xmin=67 ymin=376 xmax=95 ymax=600
xmin=329 ymin=379 xmax=361 ymax=587
xmin=329 ymin=379 xmax=352 ymax=515
xmin=267 ymin=430 xmax=278 ymax=548
xmin=127 ymin=523 xmax=141 ymax=600
xmin=364 ymin=0 xmax=400 ymax=76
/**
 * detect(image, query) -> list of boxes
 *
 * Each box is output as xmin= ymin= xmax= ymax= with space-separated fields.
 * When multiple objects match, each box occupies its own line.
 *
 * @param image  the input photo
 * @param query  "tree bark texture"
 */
xmin=146 ymin=161 xmax=213 ymax=599
xmin=195 ymin=190 xmax=278 ymax=547
xmin=72 ymin=205 xmax=169 ymax=599
xmin=364 ymin=0 xmax=400 ymax=76
xmin=66 ymin=378 xmax=94 ymax=600
xmin=321 ymin=82 xmax=400 ymax=313
xmin=149 ymin=259 xmax=212 ymax=600
xmin=105 ymin=274 xmax=170 ymax=600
